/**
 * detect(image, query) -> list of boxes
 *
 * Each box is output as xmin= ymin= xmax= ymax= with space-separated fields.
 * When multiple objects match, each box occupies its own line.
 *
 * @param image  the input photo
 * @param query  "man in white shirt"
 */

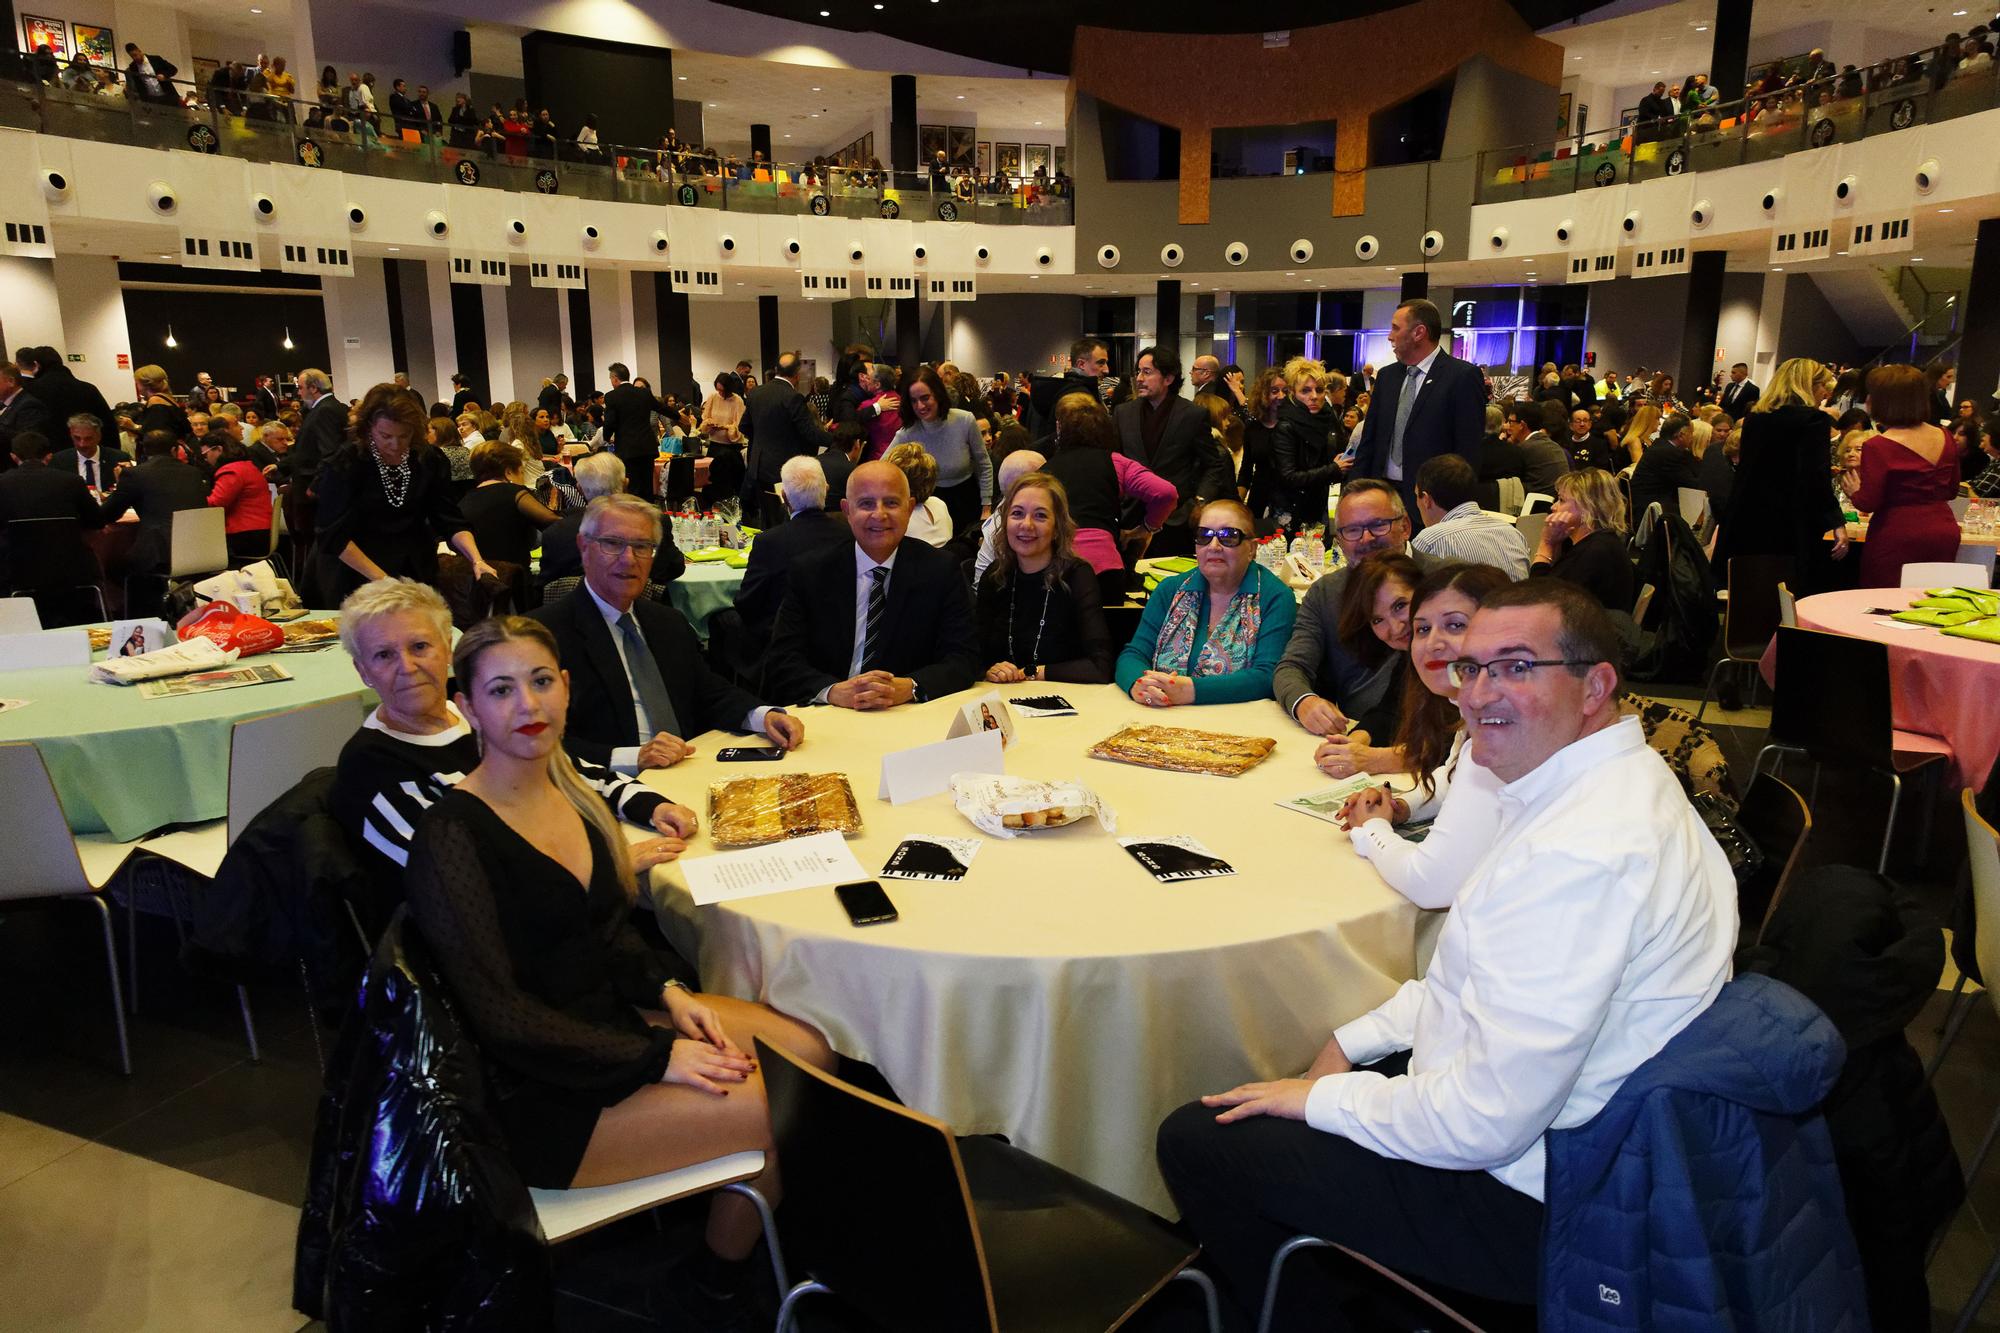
xmin=1158 ymin=578 xmax=1734 ymax=1326
xmin=1409 ymin=453 xmax=1531 ymax=579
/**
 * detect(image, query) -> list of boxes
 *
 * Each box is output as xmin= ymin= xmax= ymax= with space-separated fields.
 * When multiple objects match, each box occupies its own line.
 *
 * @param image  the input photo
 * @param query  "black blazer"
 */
xmin=817 ymin=444 xmax=855 ymax=508
xmin=98 ymin=457 xmax=211 ymax=574
xmin=0 ymin=463 xmax=102 ymax=528
xmin=0 ymin=390 xmax=52 ymax=448
xmin=21 ymin=365 xmax=114 ymax=436
xmin=1630 ymin=441 xmax=1702 ymax=520
xmin=50 ymin=445 xmax=133 ymax=487
xmin=289 ymin=393 xmax=346 ymax=489
xmin=741 ymin=380 xmax=833 ymax=500
xmin=1351 ymin=349 xmax=1485 ymax=503
xmin=529 ymin=582 xmax=764 ymax=766
xmin=1113 ymin=394 xmax=1227 ymax=522
xmin=734 ymin=508 xmax=851 ymax=640
xmin=763 ymin=536 xmax=978 ymax=705
xmin=601 ymin=383 xmax=658 ymax=458
xmin=1719 ymin=380 xmax=1760 ymax=418
xmin=252 ymin=385 xmax=281 ymax=421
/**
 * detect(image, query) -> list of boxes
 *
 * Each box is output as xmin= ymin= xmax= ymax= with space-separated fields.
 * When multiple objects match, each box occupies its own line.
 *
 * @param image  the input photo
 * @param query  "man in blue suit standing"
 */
xmin=1349 ymin=298 xmax=1485 ymax=527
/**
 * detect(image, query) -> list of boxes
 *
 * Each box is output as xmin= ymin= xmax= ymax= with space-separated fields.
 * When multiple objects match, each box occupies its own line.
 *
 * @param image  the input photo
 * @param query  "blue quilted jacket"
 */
xmin=1540 ymin=974 xmax=1868 ymax=1331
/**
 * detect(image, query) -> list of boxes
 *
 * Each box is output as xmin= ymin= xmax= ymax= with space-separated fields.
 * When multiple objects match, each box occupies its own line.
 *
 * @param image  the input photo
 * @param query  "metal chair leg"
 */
xmin=1257 ymin=1236 xmax=1333 ymax=1333
xmin=775 ymin=1279 xmax=832 ymax=1333
xmin=236 ymin=985 xmax=261 ymax=1062
xmin=79 ymin=894 xmax=131 ymax=1076
xmin=1694 ymin=657 xmax=1724 ymax=723
xmin=1953 ymin=1249 xmax=2000 ymax=1333
xmin=1927 ymin=977 xmax=1975 ymax=1085
xmin=1881 ymin=771 xmax=1904 ymax=874
xmin=1962 ymin=1097 xmax=2000 ymax=1189
xmin=126 ymin=886 xmax=139 ymax=1015
xmin=1172 ymin=1266 xmax=1224 ymax=1333
xmin=298 ymin=957 xmax=327 ymax=1076
xmin=721 ymin=1180 xmax=789 ymax=1296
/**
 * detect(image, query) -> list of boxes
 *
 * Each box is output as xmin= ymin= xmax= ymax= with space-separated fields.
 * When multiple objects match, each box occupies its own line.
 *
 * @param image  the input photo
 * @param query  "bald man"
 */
xmin=762 ymin=460 xmax=979 ymax=708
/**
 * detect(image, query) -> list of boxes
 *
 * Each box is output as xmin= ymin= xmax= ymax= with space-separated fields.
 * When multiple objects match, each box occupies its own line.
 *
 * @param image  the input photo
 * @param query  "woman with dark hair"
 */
xmin=459 ymin=439 xmax=560 ymax=574
xmin=446 ymin=92 xmax=477 ymax=149
xmin=201 ymin=432 xmax=274 ymax=563
xmin=976 ymin=472 xmax=1114 ymax=684
xmin=1853 ymin=363 xmax=1961 ymax=588
xmin=1242 ymin=367 xmax=1287 ymax=528
xmin=313 ymin=381 xmax=497 ymax=602
xmin=892 ymin=365 xmax=991 ymax=534
xmin=698 ymin=371 xmax=746 ymax=499
xmin=1039 ymin=392 xmax=1177 ymax=582
xmin=1314 ymin=552 xmax=1422 ymax=777
xmin=1334 ymin=563 xmax=1513 ymax=909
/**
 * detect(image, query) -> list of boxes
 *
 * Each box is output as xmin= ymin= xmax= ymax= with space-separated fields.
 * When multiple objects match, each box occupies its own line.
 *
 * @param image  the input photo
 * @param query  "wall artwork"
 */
xmin=1556 ymin=92 xmax=1572 ymax=139
xmin=996 ymin=143 xmax=1021 ymax=177
xmin=1024 ymin=143 xmax=1050 ymax=176
xmin=20 ymin=14 xmax=67 ymax=60
xmin=72 ymin=22 xmax=115 ymax=67
xmin=976 ymin=140 xmax=991 ymax=176
xmin=1054 ymin=146 xmax=1067 ymax=176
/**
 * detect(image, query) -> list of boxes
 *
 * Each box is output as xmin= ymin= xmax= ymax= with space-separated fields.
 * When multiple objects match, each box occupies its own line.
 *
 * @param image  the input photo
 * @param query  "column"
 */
xmin=289 ymin=0 xmax=319 ymax=110
xmin=587 ymin=268 xmax=638 ymax=384
xmin=758 ymin=295 xmax=780 ymax=378
xmin=1708 ymin=0 xmax=1754 ymax=104
xmin=1154 ymin=279 xmax=1181 ymax=355
xmin=896 ymin=298 xmax=921 ymax=374
xmin=1399 ymin=271 xmax=1429 ymax=302
xmin=322 ymin=256 xmax=396 ymax=392
xmin=567 ymin=289 xmax=596 ymax=396
xmin=1959 ymin=217 xmax=2000 ymax=417
xmin=49 ymin=254 xmax=131 ymax=406
xmin=482 ymin=281 xmax=516 ymax=403
xmin=656 ymin=272 xmax=691 ymax=398
xmin=750 ymin=123 xmax=772 ymax=167
xmin=425 ymin=258 xmax=458 ymax=409
xmin=1678 ymin=251 xmax=1726 ymax=411
xmin=890 ymin=74 xmax=916 ymax=177
xmin=381 ymin=257 xmax=411 ymax=383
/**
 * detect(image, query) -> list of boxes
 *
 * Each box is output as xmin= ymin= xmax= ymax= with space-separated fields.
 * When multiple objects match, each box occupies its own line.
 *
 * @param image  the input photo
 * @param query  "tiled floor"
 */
xmin=1 ymin=691 xmax=1995 ymax=1331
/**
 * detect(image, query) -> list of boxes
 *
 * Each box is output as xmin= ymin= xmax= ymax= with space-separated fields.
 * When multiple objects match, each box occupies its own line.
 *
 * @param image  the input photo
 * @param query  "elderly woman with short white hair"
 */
xmin=329 ymin=578 xmax=698 ymax=932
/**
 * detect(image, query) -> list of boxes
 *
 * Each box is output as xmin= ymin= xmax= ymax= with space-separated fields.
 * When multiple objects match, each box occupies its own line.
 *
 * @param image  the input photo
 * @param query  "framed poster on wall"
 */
xmin=947 ymin=124 xmax=974 ymax=166
xmin=72 ymin=23 xmax=115 ymax=67
xmin=919 ymin=124 xmax=947 ymax=164
xmin=1025 ymin=143 xmax=1050 ymax=175
xmin=996 ymin=143 xmax=1021 ymax=178
xmin=1054 ymin=146 xmax=1067 ymax=176
xmin=977 ymin=141 xmax=991 ymax=176
xmin=20 ymin=14 xmax=67 ymax=59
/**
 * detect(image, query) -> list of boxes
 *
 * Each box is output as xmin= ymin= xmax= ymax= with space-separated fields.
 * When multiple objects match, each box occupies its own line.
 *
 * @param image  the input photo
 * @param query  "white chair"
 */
xmin=0 ymin=597 xmax=41 ymax=634
xmin=0 ymin=743 xmax=135 ymax=1074
xmin=168 ymin=507 xmax=230 ymax=581
xmin=0 ymin=628 xmax=90 ymax=671
xmin=1520 ymin=491 xmax=1553 ymax=517
xmin=1900 ymin=561 xmax=1991 ymax=590
xmin=1950 ymin=789 xmax=2000 ymax=1331
xmin=1515 ymin=512 xmax=1548 ymax=555
xmin=1777 ymin=581 xmax=1797 ymax=629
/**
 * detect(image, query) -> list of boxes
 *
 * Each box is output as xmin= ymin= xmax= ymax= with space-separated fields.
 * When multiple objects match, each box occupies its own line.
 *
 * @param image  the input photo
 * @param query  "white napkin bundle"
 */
xmin=91 ymin=637 xmax=239 ymax=685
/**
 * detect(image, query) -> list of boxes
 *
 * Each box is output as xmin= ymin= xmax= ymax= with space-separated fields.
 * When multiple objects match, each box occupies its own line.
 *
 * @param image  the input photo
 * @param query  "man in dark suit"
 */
xmin=1635 ymin=81 xmax=1676 ymax=140
xmin=537 ymin=453 xmax=685 ymax=593
xmin=817 ymin=435 xmax=858 ymax=509
xmin=1112 ymin=345 xmax=1228 ymax=557
xmin=0 ymin=361 xmax=52 ymax=450
xmin=740 ymin=352 xmax=834 ymax=528
xmin=1719 ymin=363 xmax=1760 ymax=419
xmin=537 ymin=373 xmax=569 ymax=418
xmin=99 ymin=429 xmax=211 ymax=606
xmin=1349 ymin=298 xmax=1485 ymax=525
xmin=1028 ymin=337 xmax=1109 ymax=439
xmin=412 ymin=85 xmax=444 ymax=136
xmin=279 ymin=368 xmax=342 ymax=595
xmin=50 ymin=414 xmax=132 ymax=489
xmin=1630 ymin=414 xmax=1703 ymax=521
xmin=530 ymin=493 xmax=801 ymax=771
xmin=250 ymin=373 xmax=281 ymax=422
xmin=387 ymin=78 xmax=420 ymax=135
xmin=14 ymin=346 xmax=115 ymax=436
xmin=601 ymin=362 xmax=663 ymax=502
xmin=449 ymin=374 xmax=479 ymax=418
xmin=0 ymin=430 xmax=102 ymax=618
xmin=734 ymin=456 xmax=852 ymax=650
xmin=763 ymin=460 xmax=978 ymax=708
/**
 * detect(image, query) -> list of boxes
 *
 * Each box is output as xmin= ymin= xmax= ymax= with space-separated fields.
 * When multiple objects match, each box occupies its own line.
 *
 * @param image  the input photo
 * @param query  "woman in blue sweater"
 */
xmin=891 ymin=365 xmax=992 ymax=534
xmin=1116 ymin=497 xmax=1297 ymax=705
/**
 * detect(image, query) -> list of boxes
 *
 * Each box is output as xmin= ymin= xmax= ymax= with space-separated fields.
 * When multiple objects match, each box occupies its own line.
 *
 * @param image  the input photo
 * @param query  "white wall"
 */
xmin=686 ymin=297 xmax=761 ymax=385
xmin=311 ymin=3 xmax=470 ymax=101
xmin=0 ymin=256 xmax=68 ymax=354
xmin=50 ymin=253 xmax=132 ymax=403
xmin=112 ymin=0 xmax=191 ymax=82
xmin=587 ymin=267 xmax=638 ymax=382
xmin=505 ymin=266 xmax=564 ymax=399
xmin=321 ymin=256 xmax=397 ymax=393
xmin=777 ymin=298 xmax=834 ymax=378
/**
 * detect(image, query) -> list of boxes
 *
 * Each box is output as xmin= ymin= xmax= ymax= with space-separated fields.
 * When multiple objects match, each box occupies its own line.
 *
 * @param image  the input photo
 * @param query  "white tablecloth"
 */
xmin=643 ymin=683 xmax=1426 ymax=1213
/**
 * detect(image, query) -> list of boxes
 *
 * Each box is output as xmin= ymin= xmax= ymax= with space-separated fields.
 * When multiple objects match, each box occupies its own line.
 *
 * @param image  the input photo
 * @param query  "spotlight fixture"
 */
xmin=164 ymin=325 xmax=178 ymax=349
xmin=281 ymin=326 xmax=295 ymax=350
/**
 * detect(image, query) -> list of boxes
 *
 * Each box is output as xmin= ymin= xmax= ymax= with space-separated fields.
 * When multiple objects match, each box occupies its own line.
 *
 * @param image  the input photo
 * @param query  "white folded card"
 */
xmin=679 ymin=831 xmax=867 ymax=906
xmin=946 ymin=691 xmax=1016 ymax=747
xmin=878 ymin=729 xmax=1005 ymax=805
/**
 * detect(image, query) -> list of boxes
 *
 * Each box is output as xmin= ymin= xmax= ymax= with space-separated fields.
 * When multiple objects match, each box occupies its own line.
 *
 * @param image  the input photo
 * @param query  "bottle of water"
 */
xmin=1306 ymin=527 xmax=1327 ymax=570
xmin=700 ymin=511 xmax=718 ymax=548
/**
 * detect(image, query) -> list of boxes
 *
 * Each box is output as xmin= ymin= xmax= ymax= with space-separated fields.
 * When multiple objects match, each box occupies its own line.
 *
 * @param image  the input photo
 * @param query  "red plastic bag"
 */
xmin=177 ymin=601 xmax=284 ymax=657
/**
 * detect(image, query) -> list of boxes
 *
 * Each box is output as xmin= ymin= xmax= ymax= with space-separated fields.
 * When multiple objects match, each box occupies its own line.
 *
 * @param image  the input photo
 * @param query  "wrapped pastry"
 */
xmin=1088 ymin=725 xmax=1276 ymax=777
xmin=950 ymin=773 xmax=1115 ymax=839
xmin=708 ymin=773 xmax=862 ymax=847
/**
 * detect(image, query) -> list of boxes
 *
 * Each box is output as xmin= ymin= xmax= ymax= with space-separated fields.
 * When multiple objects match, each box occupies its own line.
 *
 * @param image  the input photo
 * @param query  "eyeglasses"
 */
xmin=587 ymin=536 xmax=658 ymax=559
xmin=1446 ymin=657 xmax=1597 ymax=688
xmin=1333 ymin=517 xmax=1406 ymax=542
xmin=1195 ymin=527 xmax=1248 ymax=548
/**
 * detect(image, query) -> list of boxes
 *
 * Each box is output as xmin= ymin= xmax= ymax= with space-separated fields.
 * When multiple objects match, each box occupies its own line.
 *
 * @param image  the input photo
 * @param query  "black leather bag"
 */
xmin=1693 ymin=789 xmax=1766 ymax=886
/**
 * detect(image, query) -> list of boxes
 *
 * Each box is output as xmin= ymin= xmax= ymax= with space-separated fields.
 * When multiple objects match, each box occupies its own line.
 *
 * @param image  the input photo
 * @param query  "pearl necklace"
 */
xmin=1007 ymin=565 xmax=1054 ymax=668
xmin=372 ymin=445 xmax=412 ymax=509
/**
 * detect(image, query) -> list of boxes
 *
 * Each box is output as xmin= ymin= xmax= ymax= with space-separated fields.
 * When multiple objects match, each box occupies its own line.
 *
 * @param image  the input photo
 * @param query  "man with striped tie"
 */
xmin=764 ymin=460 xmax=979 ymax=709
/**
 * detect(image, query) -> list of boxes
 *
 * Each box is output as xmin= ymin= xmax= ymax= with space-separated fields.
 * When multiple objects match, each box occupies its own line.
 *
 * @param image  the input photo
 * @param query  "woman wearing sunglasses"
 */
xmin=1115 ymin=498 xmax=1297 ymax=706
xmin=1333 ymin=562 xmax=1513 ymax=908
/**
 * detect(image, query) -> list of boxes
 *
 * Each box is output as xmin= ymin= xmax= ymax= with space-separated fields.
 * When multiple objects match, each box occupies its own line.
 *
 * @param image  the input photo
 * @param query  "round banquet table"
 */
xmin=667 ymin=561 xmax=745 ymax=639
xmin=0 ymin=624 xmax=372 ymax=840
xmin=1795 ymin=588 xmax=2000 ymax=791
xmin=643 ymin=683 xmax=1427 ymax=1214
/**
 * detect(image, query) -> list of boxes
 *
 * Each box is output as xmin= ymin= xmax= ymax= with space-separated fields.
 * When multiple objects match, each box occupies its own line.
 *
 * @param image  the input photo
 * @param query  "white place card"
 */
xmin=679 ymin=831 xmax=867 ymax=907
xmin=946 ymin=691 xmax=1016 ymax=747
xmin=108 ymin=619 xmax=168 ymax=658
xmin=878 ymin=729 xmax=1005 ymax=805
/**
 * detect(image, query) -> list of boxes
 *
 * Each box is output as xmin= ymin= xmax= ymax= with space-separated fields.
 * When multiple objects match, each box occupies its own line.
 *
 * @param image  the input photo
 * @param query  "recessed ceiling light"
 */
xmin=1285 ymin=272 xmax=1294 ymax=276
xmin=1693 ymin=25 xmax=1706 ymax=31
xmin=956 ymin=94 xmax=965 ymax=99
xmin=810 ymin=112 xmax=819 ymax=117
xmin=708 ymin=102 xmax=717 ymax=107
xmin=1030 ymin=274 xmax=1039 ymax=279
xmin=1956 ymin=8 xmax=1970 ymax=14
xmin=678 ymin=75 xmax=687 ymax=80
xmin=812 ymin=86 xmax=821 ymax=91
xmin=1939 ymin=207 xmax=1955 ymax=212
xmin=1034 ymin=121 xmax=1042 ymax=126
xmin=1913 ymin=257 xmax=1925 ymax=262
xmin=249 ymin=5 xmax=263 ymax=11
xmin=872 ymin=3 xmax=882 ymax=8
xmin=819 ymin=9 xmax=830 ymax=14
xmin=388 ymin=246 xmax=400 ymax=252
xmin=1772 ymin=266 xmax=1783 ymax=271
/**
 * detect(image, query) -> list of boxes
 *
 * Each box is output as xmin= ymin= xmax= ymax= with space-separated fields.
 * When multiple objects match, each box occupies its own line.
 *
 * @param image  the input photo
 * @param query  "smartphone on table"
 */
xmin=718 ymin=745 xmax=784 ymax=761
xmin=835 ymin=880 xmax=899 ymax=926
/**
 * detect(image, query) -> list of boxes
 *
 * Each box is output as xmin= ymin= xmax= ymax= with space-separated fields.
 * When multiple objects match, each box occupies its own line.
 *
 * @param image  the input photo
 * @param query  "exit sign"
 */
xmin=67 ymin=352 xmax=84 ymax=362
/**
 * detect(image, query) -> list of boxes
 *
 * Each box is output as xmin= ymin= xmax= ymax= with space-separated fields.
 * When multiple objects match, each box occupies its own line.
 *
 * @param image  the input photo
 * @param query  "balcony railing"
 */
xmin=1476 ymin=42 xmax=1995 ymax=204
xmin=0 ymin=73 xmax=1074 ymax=225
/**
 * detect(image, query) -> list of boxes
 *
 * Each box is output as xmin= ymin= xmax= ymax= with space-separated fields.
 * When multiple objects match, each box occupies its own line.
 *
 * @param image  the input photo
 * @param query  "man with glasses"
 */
xmin=531 ymin=494 xmax=802 ymax=772
xmin=1159 ymin=579 xmax=1735 ymax=1327
xmin=1273 ymin=480 xmax=1443 ymax=736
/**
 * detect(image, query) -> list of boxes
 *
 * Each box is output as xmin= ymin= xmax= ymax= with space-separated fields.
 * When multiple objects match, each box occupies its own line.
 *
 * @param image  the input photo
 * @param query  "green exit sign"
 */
xmin=67 ymin=353 xmax=84 ymax=362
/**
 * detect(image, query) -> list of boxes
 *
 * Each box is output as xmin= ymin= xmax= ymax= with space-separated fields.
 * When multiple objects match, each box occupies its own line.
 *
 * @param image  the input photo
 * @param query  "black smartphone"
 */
xmin=836 ymin=880 xmax=899 ymax=926
xmin=717 ymin=745 xmax=785 ymax=762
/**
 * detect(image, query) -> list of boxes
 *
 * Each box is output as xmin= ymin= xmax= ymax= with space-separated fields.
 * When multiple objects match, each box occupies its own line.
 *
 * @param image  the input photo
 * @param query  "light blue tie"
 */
xmin=1389 ymin=366 xmax=1423 ymax=476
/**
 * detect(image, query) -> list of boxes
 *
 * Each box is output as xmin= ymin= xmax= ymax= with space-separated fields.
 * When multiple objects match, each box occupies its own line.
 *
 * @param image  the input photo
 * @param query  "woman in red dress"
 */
xmin=1852 ymin=364 xmax=1962 ymax=588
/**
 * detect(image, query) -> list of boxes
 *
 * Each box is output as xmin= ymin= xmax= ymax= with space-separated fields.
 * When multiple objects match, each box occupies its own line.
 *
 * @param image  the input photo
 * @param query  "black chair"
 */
xmin=1755 ymin=626 xmax=1952 ymax=873
xmin=3 ymin=515 xmax=107 ymax=625
xmin=538 ymin=575 xmax=669 ymax=606
xmin=1695 ymin=554 xmax=1792 ymax=721
xmin=755 ymin=1037 xmax=1220 ymax=1333
xmin=1733 ymin=771 xmax=1812 ymax=943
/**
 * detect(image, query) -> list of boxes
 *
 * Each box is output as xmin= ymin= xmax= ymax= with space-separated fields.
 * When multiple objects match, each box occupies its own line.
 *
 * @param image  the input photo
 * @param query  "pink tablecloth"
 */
xmin=1769 ymin=588 xmax=2000 ymax=790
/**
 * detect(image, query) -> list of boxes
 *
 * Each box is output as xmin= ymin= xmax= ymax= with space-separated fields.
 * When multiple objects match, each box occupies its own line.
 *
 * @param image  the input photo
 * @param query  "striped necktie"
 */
xmin=859 ymin=566 xmax=889 ymax=671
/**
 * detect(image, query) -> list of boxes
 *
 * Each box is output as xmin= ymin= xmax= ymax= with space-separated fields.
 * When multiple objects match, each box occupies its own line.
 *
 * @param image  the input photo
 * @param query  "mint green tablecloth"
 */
xmin=669 ymin=563 xmax=745 ymax=639
xmin=0 ymin=641 xmax=372 ymax=841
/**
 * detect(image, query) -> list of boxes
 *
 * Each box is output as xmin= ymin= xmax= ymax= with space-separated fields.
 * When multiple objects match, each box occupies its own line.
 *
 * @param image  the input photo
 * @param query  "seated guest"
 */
xmin=1312 ymin=553 xmax=1422 ymax=777
xmin=98 ymin=428 xmax=210 ymax=579
xmin=1116 ymin=498 xmax=1296 ymax=706
xmin=1039 ymin=391 xmax=1176 ymax=583
xmin=734 ymin=456 xmax=852 ymax=648
xmin=1698 ymin=413 xmax=1739 ymax=512
xmin=817 ymin=431 xmax=858 ymax=509
xmin=51 ymin=413 xmax=132 ymax=490
xmin=199 ymin=433 xmax=274 ymax=564
xmin=1157 ymin=580 xmax=1735 ymax=1330
xmin=406 ymin=614 xmax=837 ymax=1325
xmin=885 ymin=441 xmax=952 ymax=547
xmin=1563 ymin=407 xmax=1621 ymax=473
xmin=331 ymin=579 xmax=697 ymax=923
xmin=977 ymin=472 xmax=1114 ymax=684
xmin=0 ymin=430 xmax=102 ymax=600
xmin=1967 ymin=418 xmax=2000 ymax=498
xmin=1409 ymin=454 xmax=1530 ymax=579
xmin=1274 ymin=481 xmax=1437 ymax=738
xmin=430 ymin=417 xmax=473 ymax=490
xmin=1630 ymin=413 xmax=1702 ymax=520
xmin=971 ymin=449 xmax=1045 ymax=583
xmin=531 ymin=494 xmax=802 ymax=771
xmin=1530 ymin=468 xmax=1637 ymax=612
xmin=539 ymin=453 xmax=685 ymax=593
xmin=762 ymin=459 xmax=979 ymax=709
xmin=1471 ymin=403 xmax=1527 ymax=489
xmin=459 ymin=439 xmax=561 ymax=576
xmin=1505 ymin=401 xmax=1571 ymax=496
xmin=1335 ymin=562 xmax=1513 ymax=908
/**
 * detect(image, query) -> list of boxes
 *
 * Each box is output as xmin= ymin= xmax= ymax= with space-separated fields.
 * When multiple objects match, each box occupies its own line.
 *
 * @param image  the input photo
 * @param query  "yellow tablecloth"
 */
xmin=642 ymin=682 xmax=1426 ymax=1213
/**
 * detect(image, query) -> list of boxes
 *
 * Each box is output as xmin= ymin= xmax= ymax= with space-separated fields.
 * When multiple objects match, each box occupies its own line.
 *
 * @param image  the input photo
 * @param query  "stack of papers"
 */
xmin=90 ymin=637 xmax=237 ymax=686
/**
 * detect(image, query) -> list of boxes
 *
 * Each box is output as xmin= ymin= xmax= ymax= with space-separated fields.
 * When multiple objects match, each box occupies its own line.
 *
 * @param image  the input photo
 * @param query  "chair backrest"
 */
xmin=228 ymin=696 xmax=370 ymax=842
xmin=1776 ymin=581 xmax=1797 ymax=629
xmin=1967 ymin=788 xmax=2000 ymax=1005
xmin=1520 ymin=491 xmax=1553 ymax=517
xmin=0 ymin=597 xmax=41 ymax=634
xmin=1952 ymin=495 xmax=1973 ymax=523
xmin=756 ymin=1037 xmax=997 ymax=1333
xmin=1515 ymin=512 xmax=1548 ymax=554
xmin=169 ymin=506 xmax=230 ymax=580
xmin=1767 ymin=626 xmax=1896 ymax=771
xmin=0 ymin=628 xmax=90 ymax=671
xmin=3 ymin=516 xmax=93 ymax=591
xmin=0 ymin=743 xmax=93 ymax=900
xmin=1900 ymin=561 xmax=1989 ymax=589
xmin=1734 ymin=772 xmax=1812 ymax=941
xmin=1722 ymin=554 xmax=1792 ymax=659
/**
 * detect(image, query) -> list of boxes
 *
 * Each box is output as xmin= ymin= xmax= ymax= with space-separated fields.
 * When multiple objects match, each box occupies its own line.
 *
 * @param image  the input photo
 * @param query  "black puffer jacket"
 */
xmin=1269 ymin=397 xmax=1345 ymax=526
xmin=1737 ymin=865 xmax=1964 ymax=1332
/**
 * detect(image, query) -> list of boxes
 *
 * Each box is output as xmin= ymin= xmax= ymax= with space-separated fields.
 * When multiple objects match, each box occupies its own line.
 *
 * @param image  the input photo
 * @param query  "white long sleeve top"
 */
xmin=1346 ymin=730 xmax=1504 ymax=910
xmin=1306 ymin=715 xmax=1735 ymax=1200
